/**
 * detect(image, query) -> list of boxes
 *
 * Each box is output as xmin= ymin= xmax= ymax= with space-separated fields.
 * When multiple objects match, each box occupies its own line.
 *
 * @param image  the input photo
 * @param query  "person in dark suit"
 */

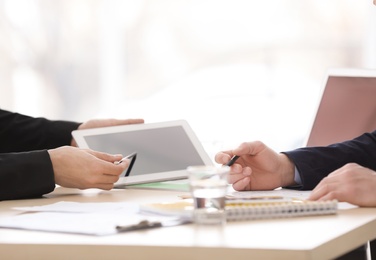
xmin=0 ymin=109 xmax=144 ymax=201
xmin=215 ymin=130 xmax=376 ymax=206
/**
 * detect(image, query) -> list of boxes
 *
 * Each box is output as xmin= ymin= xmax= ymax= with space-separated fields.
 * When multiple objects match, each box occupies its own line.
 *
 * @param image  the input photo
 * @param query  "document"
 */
xmin=226 ymin=188 xmax=311 ymax=200
xmin=13 ymin=201 xmax=140 ymax=213
xmin=0 ymin=201 xmax=185 ymax=236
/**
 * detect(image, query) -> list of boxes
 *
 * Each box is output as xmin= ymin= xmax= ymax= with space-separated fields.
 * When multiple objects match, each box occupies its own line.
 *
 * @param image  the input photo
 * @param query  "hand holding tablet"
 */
xmin=72 ymin=120 xmax=213 ymax=187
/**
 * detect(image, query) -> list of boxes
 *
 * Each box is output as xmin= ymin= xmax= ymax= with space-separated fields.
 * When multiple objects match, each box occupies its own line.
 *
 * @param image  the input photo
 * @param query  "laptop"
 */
xmin=304 ymin=68 xmax=376 ymax=147
xmin=72 ymin=120 xmax=214 ymax=187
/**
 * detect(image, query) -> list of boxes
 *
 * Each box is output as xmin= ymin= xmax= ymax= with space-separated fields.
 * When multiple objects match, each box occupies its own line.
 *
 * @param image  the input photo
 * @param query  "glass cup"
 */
xmin=187 ymin=165 xmax=230 ymax=225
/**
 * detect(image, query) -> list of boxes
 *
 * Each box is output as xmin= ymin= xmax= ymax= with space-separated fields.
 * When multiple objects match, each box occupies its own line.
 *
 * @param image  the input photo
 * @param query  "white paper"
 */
xmin=227 ymin=188 xmax=311 ymax=200
xmin=227 ymin=188 xmax=357 ymax=210
xmin=13 ymin=201 xmax=139 ymax=214
xmin=0 ymin=201 xmax=183 ymax=236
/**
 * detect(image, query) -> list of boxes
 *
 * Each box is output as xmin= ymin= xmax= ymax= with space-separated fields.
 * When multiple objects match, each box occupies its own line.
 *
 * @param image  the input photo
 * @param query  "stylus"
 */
xmin=225 ymin=155 xmax=240 ymax=166
xmin=114 ymin=152 xmax=137 ymax=165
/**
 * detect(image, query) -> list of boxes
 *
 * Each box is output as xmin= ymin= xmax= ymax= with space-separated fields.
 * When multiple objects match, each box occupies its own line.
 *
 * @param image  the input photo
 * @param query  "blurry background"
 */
xmin=1 ymin=0 xmax=375 ymax=159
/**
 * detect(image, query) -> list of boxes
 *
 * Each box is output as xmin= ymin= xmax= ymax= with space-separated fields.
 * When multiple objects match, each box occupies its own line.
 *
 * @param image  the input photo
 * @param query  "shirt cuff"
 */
xmin=294 ymin=166 xmax=302 ymax=185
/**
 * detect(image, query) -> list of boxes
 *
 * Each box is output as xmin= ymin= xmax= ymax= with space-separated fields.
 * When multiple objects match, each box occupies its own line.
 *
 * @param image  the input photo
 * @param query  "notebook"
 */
xmin=304 ymin=68 xmax=376 ymax=147
xmin=140 ymin=197 xmax=338 ymax=221
xmin=72 ymin=120 xmax=214 ymax=187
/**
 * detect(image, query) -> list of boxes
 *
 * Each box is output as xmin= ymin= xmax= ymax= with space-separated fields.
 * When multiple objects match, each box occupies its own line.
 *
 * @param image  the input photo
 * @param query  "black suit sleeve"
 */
xmin=0 ymin=151 xmax=56 ymax=200
xmin=0 ymin=109 xmax=80 ymax=201
xmin=0 ymin=109 xmax=80 ymax=152
xmin=283 ymin=131 xmax=376 ymax=190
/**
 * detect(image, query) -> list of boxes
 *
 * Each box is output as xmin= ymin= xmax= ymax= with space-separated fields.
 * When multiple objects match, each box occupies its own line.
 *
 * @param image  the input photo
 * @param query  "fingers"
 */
xmin=227 ymin=164 xmax=250 ymax=180
xmin=308 ymin=164 xmax=354 ymax=201
xmin=215 ymin=152 xmax=233 ymax=165
xmin=86 ymin=150 xmax=123 ymax=164
xmin=309 ymin=183 xmax=345 ymax=203
xmin=233 ymin=141 xmax=265 ymax=156
xmin=79 ymin=159 xmax=128 ymax=189
xmin=312 ymin=192 xmax=338 ymax=202
xmin=215 ymin=151 xmax=252 ymax=191
xmin=79 ymin=118 xmax=144 ymax=130
xmin=102 ymin=158 xmax=130 ymax=177
xmin=308 ymin=172 xmax=346 ymax=202
xmin=232 ymin=177 xmax=251 ymax=191
xmin=227 ymin=165 xmax=252 ymax=191
xmin=215 ymin=142 xmax=267 ymax=192
xmin=308 ymin=180 xmax=332 ymax=201
xmin=99 ymin=119 xmax=144 ymax=127
xmin=114 ymin=119 xmax=144 ymax=125
xmin=90 ymin=174 xmax=122 ymax=190
xmin=84 ymin=149 xmax=130 ymax=177
xmin=215 ymin=142 xmax=265 ymax=162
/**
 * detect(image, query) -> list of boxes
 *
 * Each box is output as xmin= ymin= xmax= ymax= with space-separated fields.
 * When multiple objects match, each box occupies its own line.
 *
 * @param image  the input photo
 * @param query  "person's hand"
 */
xmin=308 ymin=163 xmax=376 ymax=207
xmin=215 ymin=141 xmax=296 ymax=191
xmin=48 ymin=146 xmax=129 ymax=190
xmin=71 ymin=118 xmax=144 ymax=146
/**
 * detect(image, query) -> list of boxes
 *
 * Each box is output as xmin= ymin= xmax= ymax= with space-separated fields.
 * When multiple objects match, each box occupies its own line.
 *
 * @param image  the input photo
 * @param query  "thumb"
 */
xmin=87 ymin=150 xmax=123 ymax=163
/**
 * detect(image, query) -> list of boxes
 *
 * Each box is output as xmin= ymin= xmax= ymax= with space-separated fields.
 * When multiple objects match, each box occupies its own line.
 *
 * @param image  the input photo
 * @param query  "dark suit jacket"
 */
xmin=0 ymin=109 xmax=80 ymax=200
xmin=284 ymin=130 xmax=376 ymax=190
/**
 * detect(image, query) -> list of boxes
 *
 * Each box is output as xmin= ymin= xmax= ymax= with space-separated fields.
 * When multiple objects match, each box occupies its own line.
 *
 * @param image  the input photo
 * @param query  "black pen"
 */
xmin=225 ymin=155 xmax=240 ymax=166
xmin=116 ymin=220 xmax=162 ymax=232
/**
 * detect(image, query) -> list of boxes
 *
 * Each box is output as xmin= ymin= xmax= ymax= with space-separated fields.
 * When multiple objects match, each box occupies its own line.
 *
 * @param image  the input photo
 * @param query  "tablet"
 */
xmin=72 ymin=120 xmax=214 ymax=187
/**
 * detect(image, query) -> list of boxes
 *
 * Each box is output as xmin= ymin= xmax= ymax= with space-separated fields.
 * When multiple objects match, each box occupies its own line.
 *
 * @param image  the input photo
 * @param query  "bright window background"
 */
xmin=1 ymin=0 xmax=375 ymax=159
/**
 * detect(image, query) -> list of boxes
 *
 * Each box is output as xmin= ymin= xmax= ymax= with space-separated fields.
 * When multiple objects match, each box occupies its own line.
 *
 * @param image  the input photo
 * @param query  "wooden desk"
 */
xmin=1 ymin=187 xmax=376 ymax=260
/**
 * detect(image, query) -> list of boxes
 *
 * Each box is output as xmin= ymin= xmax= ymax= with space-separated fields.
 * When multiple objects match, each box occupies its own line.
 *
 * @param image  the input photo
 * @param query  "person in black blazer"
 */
xmin=215 ymin=130 xmax=376 ymax=207
xmin=0 ymin=109 xmax=143 ymax=201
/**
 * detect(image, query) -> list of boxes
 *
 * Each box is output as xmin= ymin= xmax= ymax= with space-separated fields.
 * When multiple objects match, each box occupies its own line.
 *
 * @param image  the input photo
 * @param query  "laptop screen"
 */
xmin=305 ymin=69 xmax=376 ymax=147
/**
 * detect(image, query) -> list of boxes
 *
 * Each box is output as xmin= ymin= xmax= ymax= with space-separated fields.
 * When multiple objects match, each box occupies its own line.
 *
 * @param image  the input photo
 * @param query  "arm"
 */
xmin=0 ymin=109 xmax=80 ymax=200
xmin=0 ymin=148 xmax=131 ymax=201
xmin=284 ymin=131 xmax=376 ymax=190
xmin=0 ymin=109 xmax=144 ymax=201
xmin=0 ymin=150 xmax=56 ymax=200
xmin=0 ymin=109 xmax=79 ymax=152
xmin=215 ymin=131 xmax=376 ymax=193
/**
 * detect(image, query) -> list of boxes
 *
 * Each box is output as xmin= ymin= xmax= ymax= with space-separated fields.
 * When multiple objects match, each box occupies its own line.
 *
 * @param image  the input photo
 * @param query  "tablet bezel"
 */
xmin=72 ymin=120 xmax=214 ymax=187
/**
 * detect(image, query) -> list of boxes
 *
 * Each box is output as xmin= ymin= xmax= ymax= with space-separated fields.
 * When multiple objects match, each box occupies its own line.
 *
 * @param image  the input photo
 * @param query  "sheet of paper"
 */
xmin=227 ymin=188 xmax=357 ymax=210
xmin=0 ymin=201 xmax=184 ymax=236
xmin=227 ymin=188 xmax=311 ymax=200
xmin=0 ymin=212 xmax=178 ymax=236
xmin=13 ymin=201 xmax=139 ymax=214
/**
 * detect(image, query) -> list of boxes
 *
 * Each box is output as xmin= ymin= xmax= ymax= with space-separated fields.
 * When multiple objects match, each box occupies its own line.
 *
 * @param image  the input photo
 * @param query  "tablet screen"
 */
xmin=83 ymin=126 xmax=206 ymax=176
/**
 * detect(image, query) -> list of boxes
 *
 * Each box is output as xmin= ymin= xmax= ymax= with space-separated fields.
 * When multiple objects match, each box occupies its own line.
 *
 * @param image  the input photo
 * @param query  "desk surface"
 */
xmin=1 ymin=187 xmax=376 ymax=260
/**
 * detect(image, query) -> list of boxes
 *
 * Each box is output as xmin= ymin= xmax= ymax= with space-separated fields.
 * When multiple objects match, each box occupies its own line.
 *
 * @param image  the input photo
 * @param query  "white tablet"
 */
xmin=72 ymin=120 xmax=214 ymax=187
